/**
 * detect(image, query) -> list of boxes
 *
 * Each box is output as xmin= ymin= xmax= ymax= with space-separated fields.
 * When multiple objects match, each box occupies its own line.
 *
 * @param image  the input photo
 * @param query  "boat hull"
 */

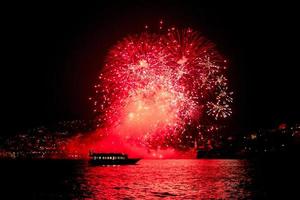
xmin=89 ymin=158 xmax=140 ymax=165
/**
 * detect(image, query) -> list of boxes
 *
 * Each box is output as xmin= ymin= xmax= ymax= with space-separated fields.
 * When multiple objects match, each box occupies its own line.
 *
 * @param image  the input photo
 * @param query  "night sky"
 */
xmin=2 ymin=1 xmax=299 ymax=135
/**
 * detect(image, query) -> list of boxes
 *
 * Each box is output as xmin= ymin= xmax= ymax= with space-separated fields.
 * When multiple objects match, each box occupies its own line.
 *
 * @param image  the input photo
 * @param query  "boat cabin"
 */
xmin=89 ymin=152 xmax=128 ymax=161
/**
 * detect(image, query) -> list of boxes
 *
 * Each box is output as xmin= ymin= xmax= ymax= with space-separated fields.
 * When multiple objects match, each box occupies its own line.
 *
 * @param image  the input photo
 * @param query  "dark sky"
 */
xmin=2 ymin=1 xmax=299 ymax=135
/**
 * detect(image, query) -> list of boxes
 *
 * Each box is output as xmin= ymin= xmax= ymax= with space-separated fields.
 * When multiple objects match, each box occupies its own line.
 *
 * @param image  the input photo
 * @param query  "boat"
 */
xmin=89 ymin=152 xmax=141 ymax=165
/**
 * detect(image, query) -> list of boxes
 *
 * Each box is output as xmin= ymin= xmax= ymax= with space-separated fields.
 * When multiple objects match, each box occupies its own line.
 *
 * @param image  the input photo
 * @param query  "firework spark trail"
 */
xmin=89 ymin=26 xmax=233 ymax=151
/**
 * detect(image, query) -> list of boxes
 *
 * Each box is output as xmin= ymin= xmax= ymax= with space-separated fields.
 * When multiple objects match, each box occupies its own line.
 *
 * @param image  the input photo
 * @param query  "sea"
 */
xmin=0 ymin=158 xmax=298 ymax=199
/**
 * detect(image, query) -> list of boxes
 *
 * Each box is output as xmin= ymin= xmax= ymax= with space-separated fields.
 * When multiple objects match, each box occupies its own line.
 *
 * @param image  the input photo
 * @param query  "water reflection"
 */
xmin=79 ymin=159 xmax=258 ymax=199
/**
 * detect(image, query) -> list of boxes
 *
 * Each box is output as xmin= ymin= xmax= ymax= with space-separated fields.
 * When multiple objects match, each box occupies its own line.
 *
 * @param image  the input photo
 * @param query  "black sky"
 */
xmin=2 ymin=1 xmax=299 ymax=135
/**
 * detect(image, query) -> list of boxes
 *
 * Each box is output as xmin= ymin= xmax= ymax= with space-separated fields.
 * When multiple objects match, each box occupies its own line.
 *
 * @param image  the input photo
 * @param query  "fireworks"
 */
xmin=91 ymin=26 xmax=233 ymax=149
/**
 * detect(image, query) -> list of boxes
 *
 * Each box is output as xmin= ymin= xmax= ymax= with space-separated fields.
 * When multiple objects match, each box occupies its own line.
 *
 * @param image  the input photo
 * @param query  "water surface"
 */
xmin=2 ymin=158 xmax=296 ymax=199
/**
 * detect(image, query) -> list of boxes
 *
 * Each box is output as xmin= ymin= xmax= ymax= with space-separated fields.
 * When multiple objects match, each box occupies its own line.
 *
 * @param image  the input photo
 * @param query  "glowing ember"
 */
xmin=88 ymin=26 xmax=233 ymax=153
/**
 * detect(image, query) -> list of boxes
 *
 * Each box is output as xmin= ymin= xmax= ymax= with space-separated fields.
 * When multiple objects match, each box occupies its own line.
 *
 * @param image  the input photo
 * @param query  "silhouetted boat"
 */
xmin=89 ymin=152 xmax=140 ymax=165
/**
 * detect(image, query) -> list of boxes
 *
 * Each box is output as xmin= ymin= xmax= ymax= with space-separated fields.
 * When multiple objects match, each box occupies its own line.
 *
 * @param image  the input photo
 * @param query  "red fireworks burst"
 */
xmin=89 ymin=26 xmax=233 ymax=151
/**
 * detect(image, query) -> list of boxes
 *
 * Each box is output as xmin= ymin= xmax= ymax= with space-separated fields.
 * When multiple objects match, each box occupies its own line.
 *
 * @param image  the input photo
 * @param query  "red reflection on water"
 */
xmin=79 ymin=159 xmax=253 ymax=199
